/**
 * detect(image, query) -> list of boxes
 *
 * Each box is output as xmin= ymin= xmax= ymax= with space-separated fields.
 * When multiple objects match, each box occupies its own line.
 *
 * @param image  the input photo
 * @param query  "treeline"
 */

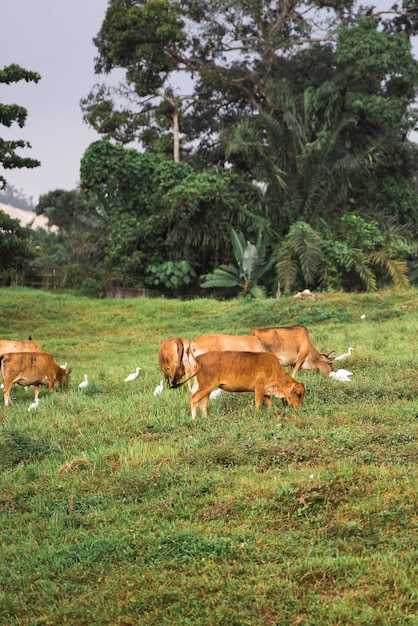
xmin=1 ymin=0 xmax=418 ymax=296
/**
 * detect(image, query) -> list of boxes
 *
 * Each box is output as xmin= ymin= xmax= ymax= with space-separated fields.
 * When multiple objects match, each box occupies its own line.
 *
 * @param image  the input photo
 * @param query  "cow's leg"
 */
xmin=291 ymin=350 xmax=309 ymax=377
xmin=3 ymin=383 xmax=12 ymax=406
xmin=263 ymin=395 xmax=272 ymax=407
xmin=190 ymin=387 xmax=211 ymax=419
xmin=197 ymin=395 xmax=209 ymax=418
xmin=34 ymin=385 xmax=40 ymax=400
xmin=254 ymin=386 xmax=264 ymax=408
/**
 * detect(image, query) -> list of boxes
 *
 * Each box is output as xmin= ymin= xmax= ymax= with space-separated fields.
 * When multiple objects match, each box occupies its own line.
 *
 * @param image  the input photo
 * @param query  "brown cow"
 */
xmin=157 ymin=337 xmax=194 ymax=390
xmin=0 ymin=339 xmax=42 ymax=357
xmin=250 ymin=325 xmax=334 ymax=376
xmin=189 ymin=351 xmax=305 ymax=419
xmin=0 ymin=352 xmax=71 ymax=406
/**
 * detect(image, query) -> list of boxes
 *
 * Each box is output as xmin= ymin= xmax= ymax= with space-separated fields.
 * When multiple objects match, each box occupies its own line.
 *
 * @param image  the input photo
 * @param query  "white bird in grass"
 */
xmin=329 ymin=369 xmax=353 ymax=382
xmin=60 ymin=362 xmax=68 ymax=369
xmin=153 ymin=380 xmax=164 ymax=396
xmin=209 ymin=388 xmax=222 ymax=400
xmin=28 ymin=398 xmax=39 ymax=411
xmin=78 ymin=374 xmax=89 ymax=389
xmin=333 ymin=347 xmax=354 ymax=361
xmin=124 ymin=367 xmax=141 ymax=382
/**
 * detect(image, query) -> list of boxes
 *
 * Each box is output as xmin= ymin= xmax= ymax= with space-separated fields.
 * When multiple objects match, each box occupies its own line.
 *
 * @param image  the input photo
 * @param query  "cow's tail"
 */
xmin=170 ymin=373 xmax=193 ymax=389
xmin=171 ymin=357 xmax=200 ymax=389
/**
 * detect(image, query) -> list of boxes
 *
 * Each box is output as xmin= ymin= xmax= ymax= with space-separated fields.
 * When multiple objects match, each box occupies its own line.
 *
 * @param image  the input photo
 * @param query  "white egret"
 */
xmin=329 ymin=369 xmax=353 ymax=382
xmin=28 ymin=398 xmax=39 ymax=411
xmin=153 ymin=380 xmax=164 ymax=396
xmin=78 ymin=374 xmax=89 ymax=389
xmin=124 ymin=367 xmax=141 ymax=382
xmin=209 ymin=388 xmax=222 ymax=400
xmin=334 ymin=347 xmax=354 ymax=361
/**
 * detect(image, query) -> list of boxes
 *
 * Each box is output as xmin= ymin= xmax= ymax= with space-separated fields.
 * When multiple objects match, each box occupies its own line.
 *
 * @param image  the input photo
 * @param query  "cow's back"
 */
xmin=0 ymin=339 xmax=42 ymax=357
xmin=190 ymin=334 xmax=263 ymax=358
xmin=196 ymin=350 xmax=281 ymax=386
xmin=250 ymin=326 xmax=310 ymax=363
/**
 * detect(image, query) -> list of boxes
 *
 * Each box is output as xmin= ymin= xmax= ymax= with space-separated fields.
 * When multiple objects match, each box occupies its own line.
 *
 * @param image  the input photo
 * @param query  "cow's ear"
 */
xmin=67 ymin=368 xmax=72 ymax=375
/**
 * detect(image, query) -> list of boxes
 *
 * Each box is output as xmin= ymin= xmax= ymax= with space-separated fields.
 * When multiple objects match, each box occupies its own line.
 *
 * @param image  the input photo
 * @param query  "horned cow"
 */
xmin=0 ymin=352 xmax=71 ymax=406
xmin=250 ymin=325 xmax=334 ymax=376
xmin=189 ymin=350 xmax=305 ymax=419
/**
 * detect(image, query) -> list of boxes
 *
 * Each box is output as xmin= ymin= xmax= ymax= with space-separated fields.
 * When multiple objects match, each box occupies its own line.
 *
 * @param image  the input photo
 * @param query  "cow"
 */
xmin=250 ymin=325 xmax=334 ymax=377
xmin=188 ymin=350 xmax=305 ymax=419
xmin=0 ymin=352 xmax=71 ymax=406
xmin=0 ymin=339 xmax=42 ymax=358
xmin=157 ymin=337 xmax=194 ymax=390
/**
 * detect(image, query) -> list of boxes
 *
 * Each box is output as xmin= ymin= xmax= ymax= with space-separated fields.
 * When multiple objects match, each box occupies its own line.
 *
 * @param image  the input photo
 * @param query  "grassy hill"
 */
xmin=0 ymin=287 xmax=417 ymax=625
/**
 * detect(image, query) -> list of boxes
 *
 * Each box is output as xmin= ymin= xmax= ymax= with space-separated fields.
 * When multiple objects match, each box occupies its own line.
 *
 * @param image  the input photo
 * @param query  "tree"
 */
xmin=79 ymin=140 xmax=266 ymax=292
xmin=34 ymin=189 xmax=109 ymax=290
xmin=83 ymin=1 xmax=418 ymax=159
xmin=276 ymin=217 xmax=411 ymax=293
xmin=0 ymin=209 xmax=35 ymax=284
xmin=0 ymin=64 xmax=41 ymax=189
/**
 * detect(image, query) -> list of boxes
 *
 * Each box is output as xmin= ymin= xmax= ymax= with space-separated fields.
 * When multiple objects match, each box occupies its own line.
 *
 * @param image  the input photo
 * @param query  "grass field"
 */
xmin=0 ymin=286 xmax=417 ymax=625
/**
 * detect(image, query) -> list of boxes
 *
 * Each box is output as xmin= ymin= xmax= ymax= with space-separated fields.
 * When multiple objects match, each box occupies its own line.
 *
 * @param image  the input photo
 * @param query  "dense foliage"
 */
xmin=77 ymin=0 xmax=418 ymax=295
xmin=0 ymin=210 xmax=35 ymax=284
xmin=4 ymin=3 xmax=418 ymax=296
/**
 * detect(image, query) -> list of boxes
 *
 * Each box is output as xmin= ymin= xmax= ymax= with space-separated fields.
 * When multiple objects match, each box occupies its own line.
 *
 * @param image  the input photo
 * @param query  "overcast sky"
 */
xmin=1 ymin=1 xmax=417 ymax=205
xmin=1 ymin=0 xmax=113 ymax=204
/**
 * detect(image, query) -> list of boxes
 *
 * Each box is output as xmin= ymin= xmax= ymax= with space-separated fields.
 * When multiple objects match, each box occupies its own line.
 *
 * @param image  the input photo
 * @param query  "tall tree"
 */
xmin=82 ymin=1 xmax=418 ymax=159
xmin=0 ymin=64 xmax=41 ymax=189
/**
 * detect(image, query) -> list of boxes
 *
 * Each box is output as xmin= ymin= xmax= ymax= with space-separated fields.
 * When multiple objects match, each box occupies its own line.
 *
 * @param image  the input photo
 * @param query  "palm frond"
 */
xmin=368 ymin=250 xmax=411 ymax=288
xmin=345 ymin=248 xmax=377 ymax=291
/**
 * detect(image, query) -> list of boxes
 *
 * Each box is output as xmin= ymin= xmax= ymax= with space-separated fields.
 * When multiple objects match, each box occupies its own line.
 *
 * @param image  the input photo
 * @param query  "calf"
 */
xmin=189 ymin=350 xmax=305 ymax=419
xmin=0 ymin=352 xmax=71 ymax=406
xmin=250 ymin=325 xmax=334 ymax=376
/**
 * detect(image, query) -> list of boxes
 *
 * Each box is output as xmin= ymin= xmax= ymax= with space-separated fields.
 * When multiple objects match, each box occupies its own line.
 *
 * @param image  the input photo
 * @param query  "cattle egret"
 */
xmin=209 ymin=388 xmax=222 ymax=400
xmin=28 ymin=398 xmax=39 ymax=411
xmin=334 ymin=347 xmax=354 ymax=361
xmin=78 ymin=374 xmax=89 ymax=389
xmin=153 ymin=380 xmax=164 ymax=396
xmin=360 ymin=314 xmax=366 ymax=319
xmin=329 ymin=369 xmax=353 ymax=382
xmin=60 ymin=362 xmax=68 ymax=369
xmin=124 ymin=367 xmax=141 ymax=382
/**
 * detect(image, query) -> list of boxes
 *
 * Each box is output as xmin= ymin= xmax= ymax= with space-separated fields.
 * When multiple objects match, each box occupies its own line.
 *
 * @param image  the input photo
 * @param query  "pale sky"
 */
xmin=1 ymin=1 xmax=417 ymax=205
xmin=1 ymin=0 xmax=114 ymax=204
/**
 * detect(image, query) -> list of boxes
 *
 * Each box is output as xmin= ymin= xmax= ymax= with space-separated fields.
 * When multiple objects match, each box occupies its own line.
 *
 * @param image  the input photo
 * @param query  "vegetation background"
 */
xmin=0 ymin=286 xmax=416 ymax=625
xmin=1 ymin=1 xmax=418 ymax=298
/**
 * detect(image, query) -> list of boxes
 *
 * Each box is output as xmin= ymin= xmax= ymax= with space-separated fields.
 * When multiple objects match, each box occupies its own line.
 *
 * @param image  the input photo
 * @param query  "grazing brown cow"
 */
xmin=189 ymin=351 xmax=305 ymax=419
xmin=250 ymin=325 xmax=334 ymax=376
xmin=0 ymin=352 xmax=71 ymax=406
xmin=157 ymin=337 xmax=194 ymax=390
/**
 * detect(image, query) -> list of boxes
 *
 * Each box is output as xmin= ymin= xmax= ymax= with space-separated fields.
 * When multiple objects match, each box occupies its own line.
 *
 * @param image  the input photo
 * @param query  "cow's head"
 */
xmin=287 ymin=381 xmax=305 ymax=406
xmin=317 ymin=351 xmax=335 ymax=374
xmin=57 ymin=367 xmax=72 ymax=388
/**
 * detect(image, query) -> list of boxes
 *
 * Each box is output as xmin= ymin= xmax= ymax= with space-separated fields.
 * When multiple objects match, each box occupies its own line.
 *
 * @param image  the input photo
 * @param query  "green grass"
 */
xmin=0 ymin=286 xmax=417 ymax=625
